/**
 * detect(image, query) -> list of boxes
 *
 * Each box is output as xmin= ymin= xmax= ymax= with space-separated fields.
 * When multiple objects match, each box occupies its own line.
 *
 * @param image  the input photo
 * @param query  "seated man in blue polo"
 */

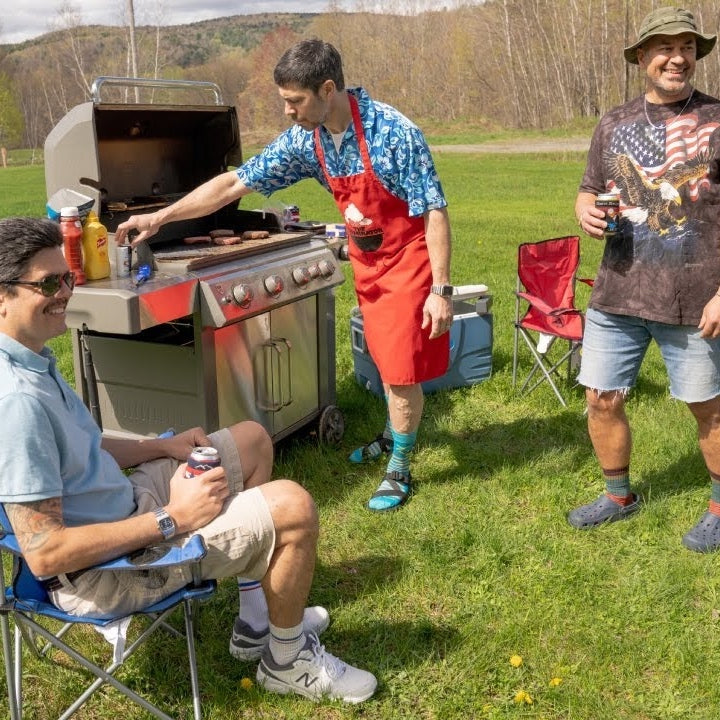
xmin=0 ymin=216 xmax=376 ymax=703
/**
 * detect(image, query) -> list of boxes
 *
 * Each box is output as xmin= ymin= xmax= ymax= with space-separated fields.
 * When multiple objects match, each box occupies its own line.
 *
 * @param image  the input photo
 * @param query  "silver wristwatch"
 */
xmin=431 ymin=284 xmax=454 ymax=297
xmin=154 ymin=507 xmax=176 ymax=540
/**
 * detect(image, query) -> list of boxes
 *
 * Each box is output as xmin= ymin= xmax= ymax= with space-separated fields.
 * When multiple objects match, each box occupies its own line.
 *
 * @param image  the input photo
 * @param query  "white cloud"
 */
xmin=0 ymin=1 xmax=339 ymax=44
xmin=1 ymin=0 xmax=461 ymax=44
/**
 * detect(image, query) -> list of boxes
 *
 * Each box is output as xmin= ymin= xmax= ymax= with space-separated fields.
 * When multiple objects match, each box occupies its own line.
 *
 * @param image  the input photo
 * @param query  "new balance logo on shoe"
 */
xmin=294 ymin=672 xmax=319 ymax=689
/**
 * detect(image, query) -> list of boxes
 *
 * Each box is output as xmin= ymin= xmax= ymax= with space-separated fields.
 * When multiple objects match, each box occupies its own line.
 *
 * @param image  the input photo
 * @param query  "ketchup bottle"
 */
xmin=60 ymin=206 xmax=86 ymax=285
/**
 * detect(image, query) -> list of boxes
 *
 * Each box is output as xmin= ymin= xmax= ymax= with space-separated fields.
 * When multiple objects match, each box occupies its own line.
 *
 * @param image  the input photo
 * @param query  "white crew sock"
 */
xmin=268 ymin=621 xmax=306 ymax=665
xmin=237 ymin=579 xmax=268 ymax=631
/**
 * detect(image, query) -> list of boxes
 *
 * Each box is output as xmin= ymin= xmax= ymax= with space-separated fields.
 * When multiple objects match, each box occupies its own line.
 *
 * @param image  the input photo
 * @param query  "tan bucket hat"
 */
xmin=624 ymin=6 xmax=716 ymax=64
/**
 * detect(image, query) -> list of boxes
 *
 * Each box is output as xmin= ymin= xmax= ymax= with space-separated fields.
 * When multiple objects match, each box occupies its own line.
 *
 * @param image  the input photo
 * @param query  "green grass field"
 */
xmin=2 ymin=149 xmax=720 ymax=720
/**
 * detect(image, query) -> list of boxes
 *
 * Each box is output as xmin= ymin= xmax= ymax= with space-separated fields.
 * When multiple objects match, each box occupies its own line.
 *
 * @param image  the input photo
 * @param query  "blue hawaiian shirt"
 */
xmin=236 ymin=87 xmax=447 ymax=218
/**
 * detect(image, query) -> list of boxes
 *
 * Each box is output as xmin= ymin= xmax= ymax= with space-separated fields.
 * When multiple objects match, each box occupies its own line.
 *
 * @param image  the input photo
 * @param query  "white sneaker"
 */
xmin=256 ymin=632 xmax=377 ymax=703
xmin=229 ymin=606 xmax=330 ymax=661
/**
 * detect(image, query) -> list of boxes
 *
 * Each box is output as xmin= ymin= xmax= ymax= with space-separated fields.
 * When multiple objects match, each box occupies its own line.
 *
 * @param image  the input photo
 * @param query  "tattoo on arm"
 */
xmin=6 ymin=499 xmax=63 ymax=553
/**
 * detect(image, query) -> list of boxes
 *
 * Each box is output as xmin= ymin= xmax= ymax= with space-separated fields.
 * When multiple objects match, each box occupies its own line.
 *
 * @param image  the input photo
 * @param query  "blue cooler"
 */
xmin=351 ymin=285 xmax=493 ymax=396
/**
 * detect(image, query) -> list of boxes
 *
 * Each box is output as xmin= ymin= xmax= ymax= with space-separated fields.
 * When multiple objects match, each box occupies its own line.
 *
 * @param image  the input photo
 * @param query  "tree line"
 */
xmin=2 ymin=0 xmax=720 ymax=153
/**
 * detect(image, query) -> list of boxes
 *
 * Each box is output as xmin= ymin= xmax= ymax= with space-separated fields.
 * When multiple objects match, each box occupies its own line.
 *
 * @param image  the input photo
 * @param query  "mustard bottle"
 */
xmin=81 ymin=211 xmax=111 ymax=280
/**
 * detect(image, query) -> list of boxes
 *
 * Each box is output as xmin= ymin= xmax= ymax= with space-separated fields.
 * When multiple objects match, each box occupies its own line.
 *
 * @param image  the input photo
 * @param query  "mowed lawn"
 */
xmin=2 ymin=148 xmax=720 ymax=719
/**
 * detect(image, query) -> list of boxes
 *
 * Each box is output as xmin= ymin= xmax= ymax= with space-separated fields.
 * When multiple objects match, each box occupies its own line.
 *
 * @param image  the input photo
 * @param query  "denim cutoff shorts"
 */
xmin=578 ymin=308 xmax=720 ymax=403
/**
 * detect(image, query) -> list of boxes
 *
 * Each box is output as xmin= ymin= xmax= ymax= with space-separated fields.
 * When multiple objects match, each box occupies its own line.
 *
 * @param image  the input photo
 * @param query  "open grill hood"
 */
xmin=44 ymin=77 xmax=245 ymax=242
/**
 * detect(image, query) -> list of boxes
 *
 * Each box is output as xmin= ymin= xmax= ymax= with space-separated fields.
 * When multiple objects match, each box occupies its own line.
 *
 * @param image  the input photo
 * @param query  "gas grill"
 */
xmin=45 ymin=77 xmax=345 ymax=444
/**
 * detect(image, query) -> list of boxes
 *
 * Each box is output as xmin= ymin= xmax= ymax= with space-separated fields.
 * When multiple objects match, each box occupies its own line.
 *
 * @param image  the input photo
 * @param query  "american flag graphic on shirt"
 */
xmin=609 ymin=113 xmax=719 ymax=201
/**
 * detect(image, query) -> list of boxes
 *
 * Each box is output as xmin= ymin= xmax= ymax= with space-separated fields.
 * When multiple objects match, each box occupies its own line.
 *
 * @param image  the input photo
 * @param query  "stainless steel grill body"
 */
xmin=45 ymin=78 xmax=345 ymax=442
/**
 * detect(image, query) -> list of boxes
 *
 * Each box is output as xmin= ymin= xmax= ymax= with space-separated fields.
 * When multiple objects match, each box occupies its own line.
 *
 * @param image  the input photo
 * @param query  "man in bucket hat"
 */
xmin=570 ymin=7 xmax=720 ymax=552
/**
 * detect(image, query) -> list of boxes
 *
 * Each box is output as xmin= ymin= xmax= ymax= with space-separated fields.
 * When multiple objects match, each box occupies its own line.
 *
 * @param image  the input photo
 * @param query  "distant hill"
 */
xmin=0 ymin=13 xmax=318 ymax=68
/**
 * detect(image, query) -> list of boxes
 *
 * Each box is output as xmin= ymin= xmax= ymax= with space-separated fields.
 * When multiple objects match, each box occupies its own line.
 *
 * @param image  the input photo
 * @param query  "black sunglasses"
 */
xmin=2 ymin=271 xmax=76 ymax=297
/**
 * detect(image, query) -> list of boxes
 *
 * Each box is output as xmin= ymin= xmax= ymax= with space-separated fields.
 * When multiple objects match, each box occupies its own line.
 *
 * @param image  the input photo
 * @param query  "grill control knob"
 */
xmin=264 ymin=275 xmax=284 ymax=296
xmin=318 ymin=260 xmax=335 ymax=278
xmin=231 ymin=284 xmax=253 ymax=307
xmin=308 ymin=264 xmax=321 ymax=279
xmin=292 ymin=267 xmax=311 ymax=286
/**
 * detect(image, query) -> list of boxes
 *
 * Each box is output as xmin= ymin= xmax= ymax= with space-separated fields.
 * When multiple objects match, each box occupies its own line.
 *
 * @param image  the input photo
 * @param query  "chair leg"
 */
xmin=183 ymin=598 xmax=203 ymax=720
xmin=1 ymin=614 xmax=20 ymax=720
xmin=14 ymin=623 xmax=22 ymax=719
xmin=517 ymin=331 xmax=569 ymax=406
xmin=12 ymin=613 xmax=175 ymax=720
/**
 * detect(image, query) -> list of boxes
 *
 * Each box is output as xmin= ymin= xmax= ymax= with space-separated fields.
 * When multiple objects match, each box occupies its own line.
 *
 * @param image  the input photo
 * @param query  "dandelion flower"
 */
xmin=514 ymin=690 xmax=533 ymax=704
xmin=509 ymin=654 xmax=523 ymax=668
xmin=240 ymin=677 xmax=254 ymax=690
xmin=549 ymin=677 xmax=563 ymax=687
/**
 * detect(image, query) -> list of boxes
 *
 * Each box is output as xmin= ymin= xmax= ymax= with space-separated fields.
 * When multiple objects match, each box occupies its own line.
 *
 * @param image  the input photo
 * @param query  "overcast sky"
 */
xmin=1 ymin=1 xmax=352 ymax=44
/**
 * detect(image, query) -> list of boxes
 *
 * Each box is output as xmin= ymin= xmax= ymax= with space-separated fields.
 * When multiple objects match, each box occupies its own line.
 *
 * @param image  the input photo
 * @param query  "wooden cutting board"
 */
xmin=152 ymin=232 xmax=315 ymax=272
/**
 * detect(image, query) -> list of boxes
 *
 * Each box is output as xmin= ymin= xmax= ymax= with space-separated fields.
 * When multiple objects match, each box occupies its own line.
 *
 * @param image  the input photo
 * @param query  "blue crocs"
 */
xmin=366 ymin=471 xmax=412 ymax=512
xmin=682 ymin=511 xmax=720 ymax=553
xmin=567 ymin=493 xmax=640 ymax=529
xmin=349 ymin=434 xmax=393 ymax=464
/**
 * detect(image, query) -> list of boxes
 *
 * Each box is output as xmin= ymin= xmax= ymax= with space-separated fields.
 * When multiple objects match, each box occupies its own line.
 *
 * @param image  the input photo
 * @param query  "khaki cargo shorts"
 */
xmin=52 ymin=428 xmax=276 ymax=618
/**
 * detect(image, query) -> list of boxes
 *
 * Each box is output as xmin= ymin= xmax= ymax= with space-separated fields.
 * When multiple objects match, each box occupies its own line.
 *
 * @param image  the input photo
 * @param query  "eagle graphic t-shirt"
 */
xmin=580 ymin=90 xmax=720 ymax=325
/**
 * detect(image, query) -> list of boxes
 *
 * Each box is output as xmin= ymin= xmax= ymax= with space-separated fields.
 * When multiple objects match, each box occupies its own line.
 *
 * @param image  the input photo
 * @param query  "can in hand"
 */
xmin=595 ymin=193 xmax=620 ymax=237
xmin=184 ymin=447 xmax=221 ymax=478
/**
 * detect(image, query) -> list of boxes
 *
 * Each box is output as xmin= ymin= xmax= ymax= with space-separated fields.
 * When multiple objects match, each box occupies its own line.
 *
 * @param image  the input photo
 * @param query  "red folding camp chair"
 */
xmin=512 ymin=236 xmax=593 ymax=407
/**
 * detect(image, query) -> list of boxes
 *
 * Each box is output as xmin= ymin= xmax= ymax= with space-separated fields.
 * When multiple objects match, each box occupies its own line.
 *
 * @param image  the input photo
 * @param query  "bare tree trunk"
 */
xmin=126 ymin=0 xmax=139 ymax=101
xmin=502 ymin=0 xmax=522 ymax=122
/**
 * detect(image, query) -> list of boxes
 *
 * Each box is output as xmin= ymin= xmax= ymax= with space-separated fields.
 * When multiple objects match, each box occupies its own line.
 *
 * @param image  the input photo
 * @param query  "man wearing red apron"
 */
xmin=116 ymin=39 xmax=453 ymax=513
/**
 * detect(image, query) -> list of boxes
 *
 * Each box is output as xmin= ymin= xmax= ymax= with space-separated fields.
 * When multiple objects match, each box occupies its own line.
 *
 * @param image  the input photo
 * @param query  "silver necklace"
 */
xmin=644 ymin=89 xmax=694 ymax=129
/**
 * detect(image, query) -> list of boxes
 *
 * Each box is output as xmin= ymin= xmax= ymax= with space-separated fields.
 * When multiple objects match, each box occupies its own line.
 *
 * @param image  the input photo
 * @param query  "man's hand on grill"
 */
xmin=116 ymin=211 xmax=163 ymax=247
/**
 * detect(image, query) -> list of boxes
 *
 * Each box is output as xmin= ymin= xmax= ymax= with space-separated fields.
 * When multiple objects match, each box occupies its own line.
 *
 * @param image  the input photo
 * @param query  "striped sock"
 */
xmin=604 ymin=466 xmax=632 ymax=506
xmin=268 ymin=621 xmax=306 ymax=665
xmin=237 ymin=579 xmax=268 ymax=631
xmin=386 ymin=428 xmax=417 ymax=477
xmin=709 ymin=473 xmax=720 ymax=517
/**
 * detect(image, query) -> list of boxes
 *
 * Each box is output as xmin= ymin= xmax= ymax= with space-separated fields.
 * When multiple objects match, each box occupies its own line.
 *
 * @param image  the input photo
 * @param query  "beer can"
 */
xmin=116 ymin=243 xmax=132 ymax=278
xmin=283 ymin=205 xmax=300 ymax=224
xmin=595 ymin=193 xmax=620 ymax=237
xmin=184 ymin=446 xmax=221 ymax=479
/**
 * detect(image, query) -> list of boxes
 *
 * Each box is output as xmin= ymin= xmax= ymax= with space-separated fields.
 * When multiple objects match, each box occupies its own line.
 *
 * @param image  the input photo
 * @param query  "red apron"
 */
xmin=314 ymin=95 xmax=449 ymax=385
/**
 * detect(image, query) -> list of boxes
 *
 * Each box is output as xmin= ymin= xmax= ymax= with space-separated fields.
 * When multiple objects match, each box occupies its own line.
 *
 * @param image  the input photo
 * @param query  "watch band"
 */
xmin=154 ymin=507 xmax=176 ymax=540
xmin=431 ymin=284 xmax=454 ymax=297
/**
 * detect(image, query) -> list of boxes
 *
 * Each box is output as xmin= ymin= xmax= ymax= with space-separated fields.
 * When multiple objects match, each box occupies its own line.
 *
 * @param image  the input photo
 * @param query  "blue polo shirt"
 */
xmin=0 ymin=334 xmax=135 ymax=526
xmin=236 ymin=86 xmax=447 ymax=218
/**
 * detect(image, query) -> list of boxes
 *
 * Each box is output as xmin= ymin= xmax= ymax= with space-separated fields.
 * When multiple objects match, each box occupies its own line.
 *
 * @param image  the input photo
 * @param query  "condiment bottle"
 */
xmin=59 ymin=206 xmax=86 ymax=285
xmin=81 ymin=211 xmax=111 ymax=280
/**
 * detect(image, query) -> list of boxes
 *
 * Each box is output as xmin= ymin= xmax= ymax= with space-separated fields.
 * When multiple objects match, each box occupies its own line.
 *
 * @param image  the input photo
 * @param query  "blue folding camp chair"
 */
xmin=0 ymin=504 xmax=216 ymax=719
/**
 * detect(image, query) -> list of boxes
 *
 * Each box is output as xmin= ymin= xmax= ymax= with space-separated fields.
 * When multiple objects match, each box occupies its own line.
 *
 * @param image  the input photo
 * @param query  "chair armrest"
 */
xmin=92 ymin=534 xmax=208 ymax=572
xmin=0 ymin=533 xmax=21 ymax=556
xmin=516 ymin=291 xmax=583 ymax=318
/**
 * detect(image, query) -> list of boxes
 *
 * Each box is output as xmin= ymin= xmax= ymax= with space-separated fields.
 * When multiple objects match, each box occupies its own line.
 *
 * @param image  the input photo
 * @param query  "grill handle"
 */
xmin=91 ymin=77 xmax=224 ymax=105
xmin=256 ymin=338 xmax=293 ymax=412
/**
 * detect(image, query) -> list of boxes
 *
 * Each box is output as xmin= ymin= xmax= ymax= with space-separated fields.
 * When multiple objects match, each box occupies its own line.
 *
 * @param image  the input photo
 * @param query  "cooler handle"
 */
xmin=91 ymin=76 xmax=224 ymax=105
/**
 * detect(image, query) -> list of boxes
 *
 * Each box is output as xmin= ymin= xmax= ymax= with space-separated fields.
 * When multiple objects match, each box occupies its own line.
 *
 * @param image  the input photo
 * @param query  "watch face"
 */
xmin=155 ymin=509 xmax=175 ymax=539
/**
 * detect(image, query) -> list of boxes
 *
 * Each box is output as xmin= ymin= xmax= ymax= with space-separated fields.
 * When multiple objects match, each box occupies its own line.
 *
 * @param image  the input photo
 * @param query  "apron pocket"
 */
xmin=350 ymin=226 xmax=384 ymax=252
